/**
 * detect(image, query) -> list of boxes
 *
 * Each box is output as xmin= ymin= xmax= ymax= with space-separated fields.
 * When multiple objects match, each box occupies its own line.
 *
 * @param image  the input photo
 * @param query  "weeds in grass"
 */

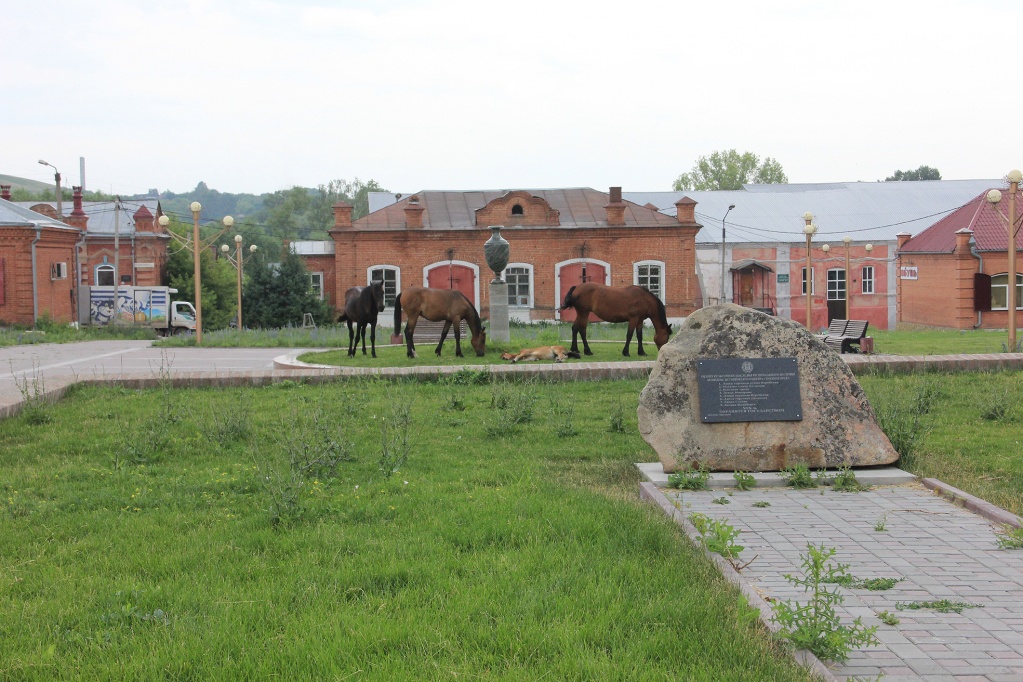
xmin=896 ymin=599 xmax=981 ymax=614
xmin=875 ymin=392 xmax=931 ymax=468
xmin=115 ymin=421 xmax=171 ymax=469
xmin=667 ymin=463 xmax=712 ymax=491
xmin=379 ymin=395 xmax=414 ymax=477
xmin=712 ymin=496 xmax=730 ymax=505
xmin=873 ymin=513 xmax=889 ymax=532
xmin=203 ymin=396 xmax=253 ymax=446
xmin=825 ymin=573 xmax=904 ymax=591
xmin=771 ymin=544 xmax=879 ymax=662
xmin=11 ymin=359 xmax=51 ymax=424
xmin=752 ymin=501 xmax=771 ymax=508
xmin=733 ymin=471 xmax=756 ymax=490
xmin=607 ymin=399 xmax=627 ymax=433
xmin=556 ymin=405 xmax=578 ymax=438
xmin=980 ymin=392 xmax=1011 ymax=421
xmin=781 ymin=463 xmax=817 ymax=489
xmin=877 ymin=610 xmax=900 ymax=626
xmin=444 ymin=391 xmax=466 ymax=411
xmin=995 ymin=525 xmax=1023 ymax=550
xmin=445 ymin=367 xmax=491 ymax=385
xmin=829 ymin=467 xmax=868 ymax=492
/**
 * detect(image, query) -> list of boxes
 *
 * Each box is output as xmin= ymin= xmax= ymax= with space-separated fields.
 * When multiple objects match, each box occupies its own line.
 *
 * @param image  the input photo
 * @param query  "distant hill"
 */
xmin=0 ymin=174 xmax=53 ymax=193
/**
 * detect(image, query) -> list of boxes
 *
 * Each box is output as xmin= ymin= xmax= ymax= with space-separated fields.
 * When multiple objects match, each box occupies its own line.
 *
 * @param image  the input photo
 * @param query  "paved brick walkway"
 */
xmin=657 ymin=483 xmax=1023 ymax=681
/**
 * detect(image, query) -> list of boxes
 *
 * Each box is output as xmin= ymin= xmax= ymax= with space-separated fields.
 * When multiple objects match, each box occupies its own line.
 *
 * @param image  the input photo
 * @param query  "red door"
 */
xmin=427 ymin=264 xmax=476 ymax=305
xmin=559 ymin=261 xmax=607 ymax=322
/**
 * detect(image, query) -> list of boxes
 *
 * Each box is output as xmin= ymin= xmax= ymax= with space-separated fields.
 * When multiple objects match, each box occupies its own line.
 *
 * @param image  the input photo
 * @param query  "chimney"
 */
xmin=954 ymin=228 xmax=973 ymax=255
xmin=0 ymin=185 xmax=11 ymax=201
xmin=604 ymin=186 xmax=625 ymax=227
xmin=133 ymin=204 xmax=155 ymax=232
xmin=404 ymin=195 xmax=425 ymax=229
xmin=65 ymin=186 xmax=89 ymax=231
xmin=332 ymin=200 xmax=353 ymax=229
xmin=674 ymin=196 xmax=697 ymax=224
xmin=896 ymin=232 xmax=912 ymax=252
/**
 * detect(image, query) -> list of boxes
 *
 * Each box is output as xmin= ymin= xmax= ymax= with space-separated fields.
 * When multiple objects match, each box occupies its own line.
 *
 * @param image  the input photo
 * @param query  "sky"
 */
xmin=4 ymin=0 xmax=1021 ymax=198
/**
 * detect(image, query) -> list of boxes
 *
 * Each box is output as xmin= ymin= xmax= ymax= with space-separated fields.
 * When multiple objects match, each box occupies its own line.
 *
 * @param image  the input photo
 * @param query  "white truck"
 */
xmin=79 ymin=285 xmax=197 ymax=335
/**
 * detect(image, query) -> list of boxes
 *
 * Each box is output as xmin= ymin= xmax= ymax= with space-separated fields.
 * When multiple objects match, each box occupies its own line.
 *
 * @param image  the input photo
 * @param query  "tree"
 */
xmin=885 ymin=166 xmax=941 ymax=182
xmin=242 ymin=250 xmax=333 ymax=329
xmin=673 ymin=150 xmax=788 ymax=191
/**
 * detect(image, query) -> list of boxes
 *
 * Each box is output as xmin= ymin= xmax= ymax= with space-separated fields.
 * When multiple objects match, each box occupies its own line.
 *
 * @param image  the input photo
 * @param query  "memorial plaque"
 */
xmin=696 ymin=357 xmax=802 ymax=423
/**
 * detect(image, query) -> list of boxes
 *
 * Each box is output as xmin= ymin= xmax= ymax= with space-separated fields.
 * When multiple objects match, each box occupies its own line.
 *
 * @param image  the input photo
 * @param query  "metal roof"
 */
xmin=0 ymin=198 xmax=79 ymax=230
xmin=624 ymin=179 xmax=1001 ymax=244
xmin=13 ymin=199 xmax=161 ymax=235
xmin=356 ymin=188 xmax=680 ymax=230
xmin=900 ymin=188 xmax=1022 ymax=253
xmin=730 ymin=259 xmax=773 ymax=272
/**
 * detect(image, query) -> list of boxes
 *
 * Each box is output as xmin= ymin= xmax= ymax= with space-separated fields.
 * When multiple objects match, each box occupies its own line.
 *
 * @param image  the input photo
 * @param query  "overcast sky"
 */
xmin=4 ymin=0 xmax=1020 ymax=197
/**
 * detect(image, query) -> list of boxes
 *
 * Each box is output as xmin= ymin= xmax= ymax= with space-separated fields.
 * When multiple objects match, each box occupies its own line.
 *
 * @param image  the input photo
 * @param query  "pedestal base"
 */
xmin=488 ymin=281 xmax=510 ymax=343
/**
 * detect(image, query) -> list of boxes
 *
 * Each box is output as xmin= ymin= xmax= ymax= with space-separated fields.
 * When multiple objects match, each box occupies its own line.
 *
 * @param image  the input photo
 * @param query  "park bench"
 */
xmin=816 ymin=319 xmax=869 ymax=354
xmin=390 ymin=319 xmax=469 ymax=345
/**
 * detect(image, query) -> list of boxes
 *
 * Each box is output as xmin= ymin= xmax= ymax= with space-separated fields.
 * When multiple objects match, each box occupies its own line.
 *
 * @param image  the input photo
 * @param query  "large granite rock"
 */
xmin=637 ymin=304 xmax=898 ymax=472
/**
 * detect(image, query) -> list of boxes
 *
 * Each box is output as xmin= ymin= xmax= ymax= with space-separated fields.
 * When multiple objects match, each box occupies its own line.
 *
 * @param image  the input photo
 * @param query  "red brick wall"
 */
xmin=0 ymin=227 xmax=78 ymax=325
xmin=80 ymin=236 xmax=169 ymax=287
xmin=330 ymin=225 xmax=701 ymax=320
xmin=301 ymin=254 xmax=337 ymax=307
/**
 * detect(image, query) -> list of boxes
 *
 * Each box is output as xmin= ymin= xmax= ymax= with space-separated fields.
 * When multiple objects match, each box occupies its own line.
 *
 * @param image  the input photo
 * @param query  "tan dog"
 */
xmin=500 ymin=345 xmax=582 ymax=363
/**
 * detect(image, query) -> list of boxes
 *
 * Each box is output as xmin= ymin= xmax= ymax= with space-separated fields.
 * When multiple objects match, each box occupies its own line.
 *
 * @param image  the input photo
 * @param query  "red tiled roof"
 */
xmin=900 ymin=188 xmax=1023 ymax=253
xmin=352 ymin=188 xmax=681 ymax=230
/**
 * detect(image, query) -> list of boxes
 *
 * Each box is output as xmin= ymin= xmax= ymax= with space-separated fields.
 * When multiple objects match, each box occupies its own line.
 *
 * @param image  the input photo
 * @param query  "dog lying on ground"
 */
xmin=499 ymin=345 xmax=582 ymax=363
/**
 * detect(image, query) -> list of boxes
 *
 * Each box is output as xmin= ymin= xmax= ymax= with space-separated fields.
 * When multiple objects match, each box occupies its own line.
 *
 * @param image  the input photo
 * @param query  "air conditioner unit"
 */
xmin=51 ymin=262 xmax=68 ymax=280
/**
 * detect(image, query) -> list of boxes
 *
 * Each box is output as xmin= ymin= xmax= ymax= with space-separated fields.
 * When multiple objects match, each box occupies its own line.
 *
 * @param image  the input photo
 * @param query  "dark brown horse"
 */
xmin=338 ymin=281 xmax=386 ymax=358
xmin=393 ymin=287 xmax=486 ymax=358
xmin=560 ymin=283 xmax=672 ymax=357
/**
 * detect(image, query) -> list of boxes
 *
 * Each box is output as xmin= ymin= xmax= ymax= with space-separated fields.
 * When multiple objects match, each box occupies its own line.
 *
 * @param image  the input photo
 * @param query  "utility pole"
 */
xmin=113 ymin=197 xmax=121 ymax=324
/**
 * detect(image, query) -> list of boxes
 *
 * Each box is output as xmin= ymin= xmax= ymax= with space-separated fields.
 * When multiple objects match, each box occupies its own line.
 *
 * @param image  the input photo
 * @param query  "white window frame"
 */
xmin=991 ymin=273 xmax=1023 ymax=311
xmin=505 ymin=262 xmax=534 ymax=308
xmin=801 ymin=267 xmax=815 ymax=296
xmin=307 ymin=272 xmax=324 ymax=299
xmin=368 ymin=265 xmax=401 ymax=310
xmin=50 ymin=262 xmax=68 ymax=280
xmin=861 ymin=266 xmax=874 ymax=294
xmin=633 ymin=260 xmax=665 ymax=302
xmin=826 ymin=268 xmax=846 ymax=301
xmin=95 ymin=264 xmax=115 ymax=286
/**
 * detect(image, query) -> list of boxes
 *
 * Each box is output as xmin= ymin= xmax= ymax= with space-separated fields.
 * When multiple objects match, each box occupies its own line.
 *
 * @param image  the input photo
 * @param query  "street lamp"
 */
xmin=720 ymin=204 xmax=736 ymax=304
xmin=986 ymin=169 xmax=1021 ymax=352
xmin=190 ymin=201 xmax=203 ymax=345
xmin=38 ymin=159 xmax=62 ymax=218
xmin=219 ymin=225 xmax=256 ymax=330
xmin=803 ymin=211 xmax=816 ymax=329
xmin=843 ymin=235 xmax=852 ymax=320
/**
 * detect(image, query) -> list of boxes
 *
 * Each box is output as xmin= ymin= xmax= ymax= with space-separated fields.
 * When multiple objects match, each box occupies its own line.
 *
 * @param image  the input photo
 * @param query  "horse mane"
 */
xmin=455 ymin=290 xmax=483 ymax=333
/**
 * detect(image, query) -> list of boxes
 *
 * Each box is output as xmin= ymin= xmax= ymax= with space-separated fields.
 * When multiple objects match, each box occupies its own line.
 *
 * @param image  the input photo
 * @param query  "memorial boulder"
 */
xmin=637 ymin=304 xmax=898 ymax=472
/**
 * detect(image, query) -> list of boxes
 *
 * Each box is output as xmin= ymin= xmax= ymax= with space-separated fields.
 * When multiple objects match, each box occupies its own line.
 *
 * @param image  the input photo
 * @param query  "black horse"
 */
xmin=338 ymin=281 xmax=386 ymax=358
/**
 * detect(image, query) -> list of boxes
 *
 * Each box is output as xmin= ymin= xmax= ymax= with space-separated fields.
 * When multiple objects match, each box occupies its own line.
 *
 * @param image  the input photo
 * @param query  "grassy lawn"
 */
xmin=0 ymin=378 xmax=813 ymax=681
xmin=0 ymin=323 xmax=156 ymax=347
xmin=869 ymin=328 xmax=1018 ymax=356
xmin=861 ymin=370 xmax=1023 ymax=516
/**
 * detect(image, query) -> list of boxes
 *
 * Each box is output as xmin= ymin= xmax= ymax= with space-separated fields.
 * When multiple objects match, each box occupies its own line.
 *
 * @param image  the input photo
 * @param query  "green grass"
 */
xmin=860 ymin=370 xmax=1023 ymax=515
xmin=0 ymin=320 xmax=157 ymax=347
xmin=0 ymin=378 xmax=812 ymax=681
xmin=869 ymin=328 xmax=1017 ymax=355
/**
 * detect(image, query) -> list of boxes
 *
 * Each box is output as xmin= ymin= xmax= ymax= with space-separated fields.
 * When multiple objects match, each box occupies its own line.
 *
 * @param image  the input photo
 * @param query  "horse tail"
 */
xmin=561 ymin=285 xmax=578 ymax=310
xmin=393 ymin=292 xmax=403 ymax=335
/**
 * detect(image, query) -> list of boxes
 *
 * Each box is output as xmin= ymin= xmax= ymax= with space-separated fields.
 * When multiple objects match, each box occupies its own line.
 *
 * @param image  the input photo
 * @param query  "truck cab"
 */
xmin=170 ymin=301 xmax=198 ymax=334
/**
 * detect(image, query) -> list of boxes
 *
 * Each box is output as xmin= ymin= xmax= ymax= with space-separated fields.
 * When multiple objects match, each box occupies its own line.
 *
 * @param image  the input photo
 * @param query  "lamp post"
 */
xmin=803 ymin=211 xmax=816 ymax=329
xmin=986 ymin=169 xmax=1021 ymax=352
xmin=219 ymin=227 xmax=256 ymax=330
xmin=38 ymin=159 xmax=62 ymax=218
xmin=190 ymin=201 xmax=203 ymax=345
xmin=843 ymin=235 xmax=852 ymax=320
xmin=720 ymin=204 xmax=736 ymax=304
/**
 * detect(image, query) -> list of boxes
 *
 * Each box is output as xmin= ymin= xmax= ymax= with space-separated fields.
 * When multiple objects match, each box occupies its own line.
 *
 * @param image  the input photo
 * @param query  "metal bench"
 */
xmin=817 ymin=319 xmax=869 ymax=353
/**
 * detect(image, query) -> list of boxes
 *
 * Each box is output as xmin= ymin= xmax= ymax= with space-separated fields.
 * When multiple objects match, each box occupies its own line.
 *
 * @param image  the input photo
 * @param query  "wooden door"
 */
xmin=558 ymin=261 xmax=607 ymax=322
xmin=739 ymin=270 xmax=755 ymax=306
xmin=427 ymin=264 xmax=476 ymax=305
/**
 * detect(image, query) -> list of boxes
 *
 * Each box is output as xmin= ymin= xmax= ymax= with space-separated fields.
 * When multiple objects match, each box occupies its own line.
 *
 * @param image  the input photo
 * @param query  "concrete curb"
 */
xmin=638 ymin=482 xmax=838 ymax=681
xmin=921 ymin=478 xmax=1023 ymax=529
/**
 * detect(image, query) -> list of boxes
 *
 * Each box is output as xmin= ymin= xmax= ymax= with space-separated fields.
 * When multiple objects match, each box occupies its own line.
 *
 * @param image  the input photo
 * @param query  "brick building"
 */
xmin=297 ymin=187 xmax=704 ymax=323
xmin=0 ymin=197 xmax=81 ymax=325
xmin=896 ymin=187 xmax=1022 ymax=330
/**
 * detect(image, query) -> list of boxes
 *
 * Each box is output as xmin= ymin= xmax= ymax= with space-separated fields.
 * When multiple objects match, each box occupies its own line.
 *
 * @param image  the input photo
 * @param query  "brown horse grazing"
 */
xmin=560 ymin=283 xmax=672 ymax=357
xmin=338 ymin=281 xmax=386 ymax=358
xmin=393 ymin=287 xmax=486 ymax=358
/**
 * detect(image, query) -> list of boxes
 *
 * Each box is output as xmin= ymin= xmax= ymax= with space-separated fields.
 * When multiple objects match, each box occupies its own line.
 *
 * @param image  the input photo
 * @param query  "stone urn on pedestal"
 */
xmin=484 ymin=226 xmax=511 ymax=342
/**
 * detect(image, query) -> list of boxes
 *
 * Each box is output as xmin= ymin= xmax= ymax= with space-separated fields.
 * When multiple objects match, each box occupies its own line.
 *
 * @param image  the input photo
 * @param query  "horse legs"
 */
xmin=623 ymin=323 xmax=635 ymax=357
xmin=369 ymin=321 xmax=377 ymax=358
xmin=635 ymin=321 xmax=646 ymax=356
xmin=453 ymin=318 xmax=464 ymax=357
xmin=434 ymin=320 xmax=453 ymax=357
xmin=571 ymin=320 xmax=594 ymax=356
xmin=346 ymin=319 xmax=356 ymax=357
xmin=359 ymin=322 xmax=368 ymax=355
xmin=404 ymin=315 xmax=418 ymax=358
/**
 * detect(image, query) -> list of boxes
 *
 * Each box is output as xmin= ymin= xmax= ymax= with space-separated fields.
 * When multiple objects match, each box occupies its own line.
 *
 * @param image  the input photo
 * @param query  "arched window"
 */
xmin=96 ymin=264 xmax=115 ymax=286
xmin=991 ymin=273 xmax=1023 ymax=310
xmin=368 ymin=265 xmax=400 ymax=308
xmin=511 ymin=204 xmax=524 ymax=215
